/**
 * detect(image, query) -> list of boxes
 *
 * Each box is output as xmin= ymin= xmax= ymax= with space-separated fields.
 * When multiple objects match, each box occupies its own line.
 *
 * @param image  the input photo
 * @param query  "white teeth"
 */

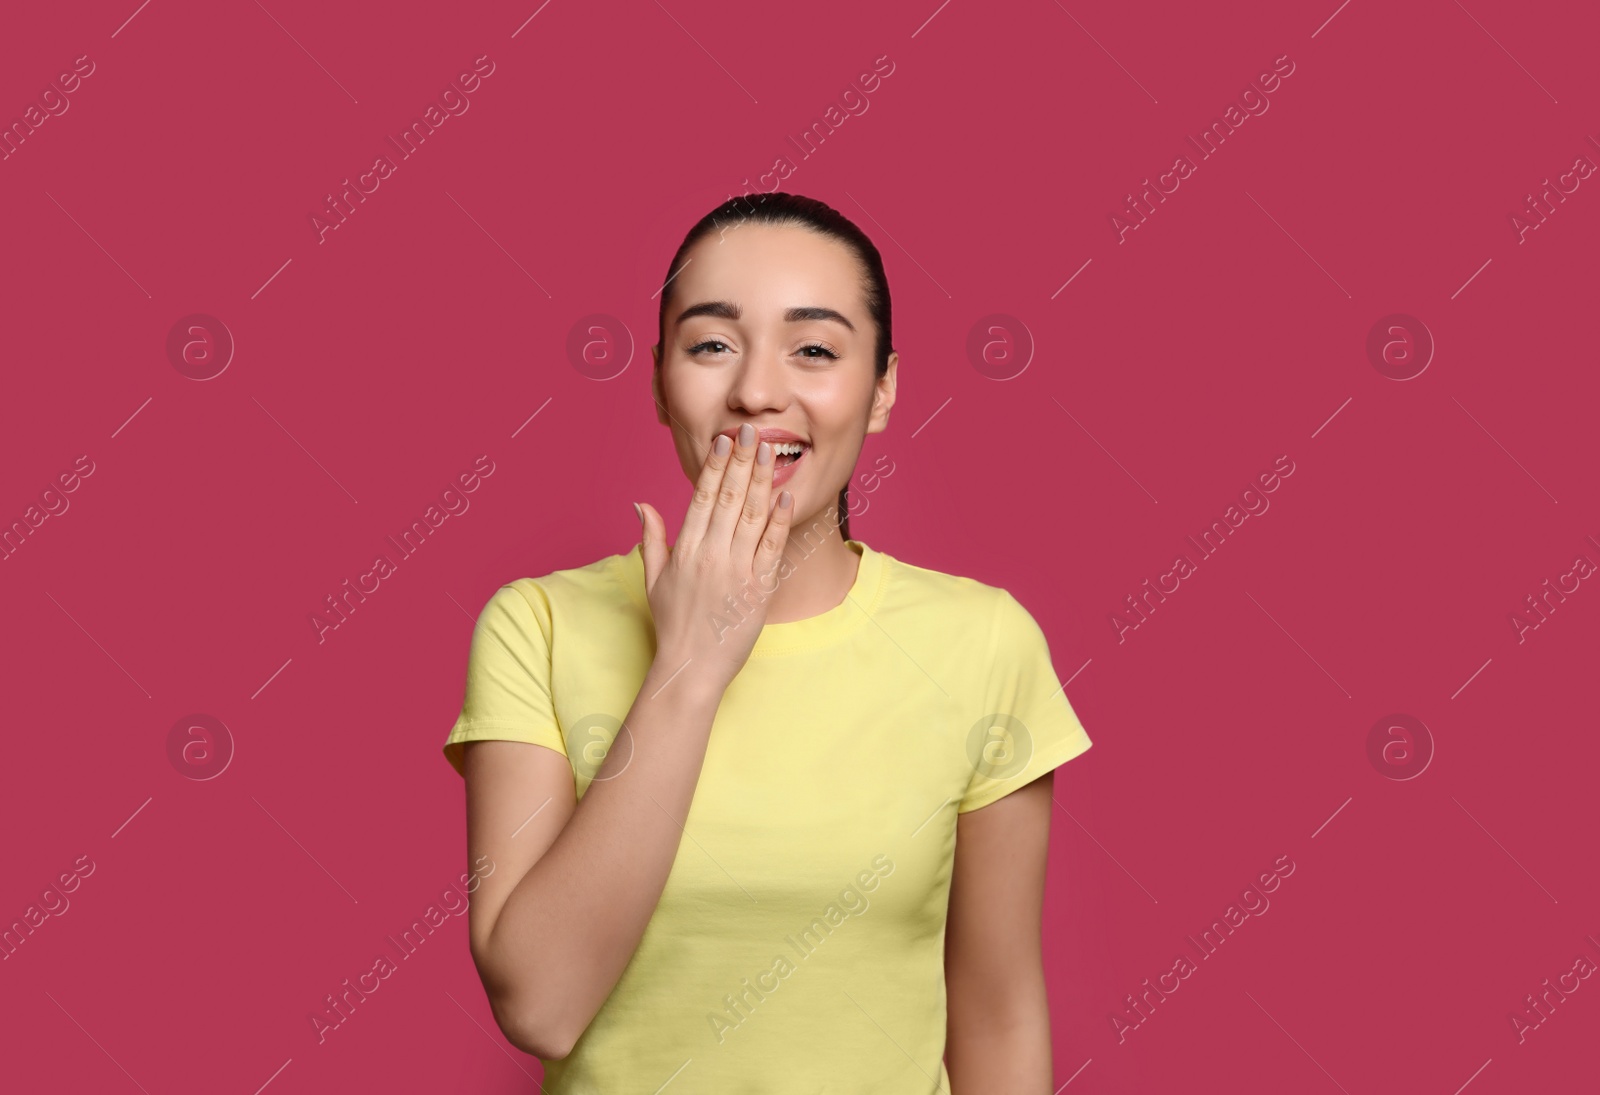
xmin=770 ymin=441 xmax=807 ymax=455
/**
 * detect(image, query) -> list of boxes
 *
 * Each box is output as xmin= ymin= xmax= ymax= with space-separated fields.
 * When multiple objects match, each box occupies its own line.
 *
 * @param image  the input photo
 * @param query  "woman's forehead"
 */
xmin=675 ymin=227 xmax=866 ymax=323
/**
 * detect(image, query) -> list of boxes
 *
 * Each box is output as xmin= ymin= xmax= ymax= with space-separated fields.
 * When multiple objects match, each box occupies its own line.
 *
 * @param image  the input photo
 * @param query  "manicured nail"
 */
xmin=779 ymin=490 xmax=791 ymax=509
xmin=633 ymin=501 xmax=643 ymax=528
xmin=715 ymin=434 xmax=731 ymax=457
xmin=757 ymin=441 xmax=771 ymax=465
xmin=739 ymin=423 xmax=755 ymax=446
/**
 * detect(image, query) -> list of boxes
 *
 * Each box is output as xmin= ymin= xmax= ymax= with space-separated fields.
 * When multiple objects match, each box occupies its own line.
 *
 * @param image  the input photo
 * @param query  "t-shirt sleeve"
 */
xmin=958 ymin=589 xmax=1094 ymax=813
xmin=441 ymin=581 xmax=570 ymax=778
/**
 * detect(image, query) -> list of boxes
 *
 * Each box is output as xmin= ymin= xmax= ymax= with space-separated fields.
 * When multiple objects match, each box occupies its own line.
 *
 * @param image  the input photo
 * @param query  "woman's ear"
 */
xmin=867 ymin=352 xmax=898 ymax=434
xmin=651 ymin=347 xmax=669 ymax=426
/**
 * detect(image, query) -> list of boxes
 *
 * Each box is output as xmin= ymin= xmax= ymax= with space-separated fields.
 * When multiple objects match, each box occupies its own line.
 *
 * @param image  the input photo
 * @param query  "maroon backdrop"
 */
xmin=3 ymin=1 xmax=1597 ymax=1092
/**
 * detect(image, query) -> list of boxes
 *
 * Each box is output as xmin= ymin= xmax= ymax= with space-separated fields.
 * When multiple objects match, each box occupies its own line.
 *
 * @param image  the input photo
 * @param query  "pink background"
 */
xmin=3 ymin=1 xmax=1598 ymax=1091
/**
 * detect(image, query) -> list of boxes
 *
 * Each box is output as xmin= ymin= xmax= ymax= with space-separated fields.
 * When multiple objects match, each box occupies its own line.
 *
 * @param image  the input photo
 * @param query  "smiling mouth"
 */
xmin=773 ymin=443 xmax=809 ymax=469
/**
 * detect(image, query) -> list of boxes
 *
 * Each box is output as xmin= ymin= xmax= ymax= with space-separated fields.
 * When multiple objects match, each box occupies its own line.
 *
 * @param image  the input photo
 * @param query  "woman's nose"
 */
xmin=726 ymin=354 xmax=786 ymax=411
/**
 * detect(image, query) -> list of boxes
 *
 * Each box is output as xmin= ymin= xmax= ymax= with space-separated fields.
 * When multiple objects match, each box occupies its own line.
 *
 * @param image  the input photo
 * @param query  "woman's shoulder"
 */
xmin=868 ymin=542 xmax=1017 ymax=623
xmin=869 ymin=546 xmax=1063 ymax=681
xmin=495 ymin=543 xmax=646 ymax=614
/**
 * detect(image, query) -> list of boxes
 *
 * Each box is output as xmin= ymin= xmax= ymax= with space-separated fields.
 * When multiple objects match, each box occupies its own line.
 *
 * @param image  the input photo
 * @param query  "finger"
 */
xmin=752 ymin=488 xmax=795 ymax=590
xmin=729 ymin=437 xmax=774 ymax=567
xmin=677 ymin=432 xmax=733 ymax=558
xmin=704 ymin=423 xmax=758 ymax=553
xmin=638 ymin=502 xmax=665 ymax=595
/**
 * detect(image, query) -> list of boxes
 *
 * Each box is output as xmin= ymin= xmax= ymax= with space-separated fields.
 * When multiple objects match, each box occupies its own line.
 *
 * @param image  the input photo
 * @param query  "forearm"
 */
xmin=481 ymin=655 xmax=726 ymax=1055
xmin=945 ymin=981 xmax=1053 ymax=1094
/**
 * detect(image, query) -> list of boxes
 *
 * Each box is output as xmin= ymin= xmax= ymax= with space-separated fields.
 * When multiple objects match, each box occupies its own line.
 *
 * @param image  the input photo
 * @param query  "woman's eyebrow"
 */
xmin=676 ymin=300 xmax=740 ymax=325
xmin=785 ymin=306 xmax=856 ymax=333
xmin=675 ymin=300 xmax=856 ymax=333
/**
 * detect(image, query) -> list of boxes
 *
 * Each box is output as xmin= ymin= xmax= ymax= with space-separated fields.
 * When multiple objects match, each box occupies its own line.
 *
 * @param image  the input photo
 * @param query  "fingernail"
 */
xmin=633 ymin=501 xmax=643 ymax=528
xmin=715 ymin=434 xmax=731 ymax=456
xmin=757 ymin=441 xmax=771 ymax=465
xmin=738 ymin=423 xmax=755 ymax=446
xmin=779 ymin=490 xmax=791 ymax=509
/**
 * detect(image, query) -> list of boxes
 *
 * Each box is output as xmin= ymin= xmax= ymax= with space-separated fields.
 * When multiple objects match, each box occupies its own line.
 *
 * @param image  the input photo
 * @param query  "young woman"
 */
xmin=443 ymin=192 xmax=1094 ymax=1093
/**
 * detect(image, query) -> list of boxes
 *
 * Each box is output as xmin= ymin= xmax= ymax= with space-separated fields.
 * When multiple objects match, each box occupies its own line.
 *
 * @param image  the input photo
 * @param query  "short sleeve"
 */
xmin=441 ymin=581 xmax=569 ymax=778
xmin=958 ymin=590 xmax=1094 ymax=812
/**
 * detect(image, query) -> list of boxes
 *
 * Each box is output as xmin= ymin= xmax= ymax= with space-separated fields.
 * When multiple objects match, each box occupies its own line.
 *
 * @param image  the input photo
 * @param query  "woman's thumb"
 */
xmin=636 ymin=501 xmax=664 ymax=586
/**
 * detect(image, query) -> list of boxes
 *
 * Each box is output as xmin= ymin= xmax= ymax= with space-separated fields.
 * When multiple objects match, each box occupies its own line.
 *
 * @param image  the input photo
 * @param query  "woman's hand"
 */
xmin=636 ymin=423 xmax=793 ymax=692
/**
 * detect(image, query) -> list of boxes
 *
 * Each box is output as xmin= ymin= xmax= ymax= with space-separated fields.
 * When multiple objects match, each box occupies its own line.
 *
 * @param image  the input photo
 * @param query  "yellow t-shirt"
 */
xmin=442 ymin=538 xmax=1093 ymax=1093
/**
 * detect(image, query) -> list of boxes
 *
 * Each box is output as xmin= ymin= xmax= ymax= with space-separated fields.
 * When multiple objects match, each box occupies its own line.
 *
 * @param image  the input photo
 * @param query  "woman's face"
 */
xmin=652 ymin=222 xmax=897 ymax=537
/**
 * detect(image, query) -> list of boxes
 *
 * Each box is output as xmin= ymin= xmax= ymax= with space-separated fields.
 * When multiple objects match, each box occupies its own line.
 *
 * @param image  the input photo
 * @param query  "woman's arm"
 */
xmin=464 ymin=657 xmax=727 ymax=1059
xmin=944 ymin=773 xmax=1057 ymax=1092
xmin=464 ymin=427 xmax=789 ymax=1059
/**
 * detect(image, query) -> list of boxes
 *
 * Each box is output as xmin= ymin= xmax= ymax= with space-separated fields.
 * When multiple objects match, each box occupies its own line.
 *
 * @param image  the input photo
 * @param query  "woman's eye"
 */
xmin=688 ymin=340 xmax=838 ymax=360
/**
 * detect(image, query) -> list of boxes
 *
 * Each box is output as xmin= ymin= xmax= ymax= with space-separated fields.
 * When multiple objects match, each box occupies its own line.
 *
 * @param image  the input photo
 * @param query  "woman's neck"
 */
xmin=762 ymin=527 xmax=860 ymax=624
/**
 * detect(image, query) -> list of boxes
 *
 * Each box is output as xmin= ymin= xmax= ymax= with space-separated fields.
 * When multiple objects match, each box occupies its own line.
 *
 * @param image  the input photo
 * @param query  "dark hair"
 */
xmin=655 ymin=191 xmax=893 ymax=542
